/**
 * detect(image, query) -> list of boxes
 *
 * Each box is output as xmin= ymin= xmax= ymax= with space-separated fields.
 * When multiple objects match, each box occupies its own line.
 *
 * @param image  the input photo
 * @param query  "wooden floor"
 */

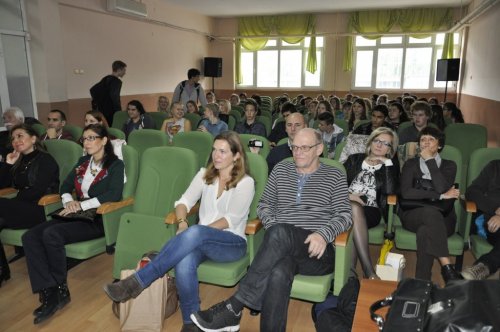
xmin=0 ymin=244 xmax=482 ymax=332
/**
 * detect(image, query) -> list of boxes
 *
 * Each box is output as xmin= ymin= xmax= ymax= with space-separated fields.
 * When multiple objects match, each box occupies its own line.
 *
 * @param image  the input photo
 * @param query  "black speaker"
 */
xmin=204 ymin=57 xmax=222 ymax=77
xmin=436 ymin=58 xmax=460 ymax=81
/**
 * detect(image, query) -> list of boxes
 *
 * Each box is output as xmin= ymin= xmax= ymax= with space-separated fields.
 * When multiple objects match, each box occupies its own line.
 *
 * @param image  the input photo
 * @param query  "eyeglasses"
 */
xmin=80 ymin=135 xmax=102 ymax=143
xmin=372 ymin=139 xmax=392 ymax=148
xmin=290 ymin=143 xmax=320 ymax=153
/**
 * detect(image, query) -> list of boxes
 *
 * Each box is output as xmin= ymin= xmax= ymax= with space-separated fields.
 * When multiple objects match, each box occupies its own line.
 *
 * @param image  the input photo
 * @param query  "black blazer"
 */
xmin=344 ymin=153 xmax=400 ymax=220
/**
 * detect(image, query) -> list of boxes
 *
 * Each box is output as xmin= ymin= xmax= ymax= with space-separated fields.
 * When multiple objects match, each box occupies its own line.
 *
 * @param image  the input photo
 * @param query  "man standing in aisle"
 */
xmin=90 ymin=60 xmax=127 ymax=126
xmin=172 ymin=68 xmax=208 ymax=110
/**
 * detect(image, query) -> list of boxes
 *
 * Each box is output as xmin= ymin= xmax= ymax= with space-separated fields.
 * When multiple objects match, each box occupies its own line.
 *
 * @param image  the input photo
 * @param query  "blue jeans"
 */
xmin=135 ymin=225 xmax=247 ymax=323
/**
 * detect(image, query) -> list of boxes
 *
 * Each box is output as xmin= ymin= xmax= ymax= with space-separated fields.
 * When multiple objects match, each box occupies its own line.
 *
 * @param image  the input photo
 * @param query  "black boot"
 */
xmin=33 ymin=282 xmax=71 ymax=316
xmin=441 ymin=264 xmax=463 ymax=284
xmin=0 ymin=244 xmax=10 ymax=287
xmin=33 ymin=287 xmax=61 ymax=324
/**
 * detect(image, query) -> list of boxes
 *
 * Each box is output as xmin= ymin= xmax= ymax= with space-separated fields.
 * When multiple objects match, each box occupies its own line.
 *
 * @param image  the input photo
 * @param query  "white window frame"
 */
xmin=352 ymin=33 xmax=461 ymax=92
xmin=238 ymin=37 xmax=324 ymax=89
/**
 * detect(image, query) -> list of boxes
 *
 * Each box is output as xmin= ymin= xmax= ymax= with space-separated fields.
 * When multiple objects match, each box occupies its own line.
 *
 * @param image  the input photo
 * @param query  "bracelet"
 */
xmin=177 ymin=218 xmax=188 ymax=226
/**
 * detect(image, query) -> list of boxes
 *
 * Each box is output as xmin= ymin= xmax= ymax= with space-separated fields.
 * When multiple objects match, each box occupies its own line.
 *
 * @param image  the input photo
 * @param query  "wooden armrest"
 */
xmin=38 ymin=194 xmax=61 ymax=206
xmin=97 ymin=197 xmax=134 ymax=214
xmin=245 ymin=219 xmax=263 ymax=235
xmin=387 ymin=194 xmax=397 ymax=205
xmin=465 ymin=200 xmax=477 ymax=213
xmin=334 ymin=228 xmax=352 ymax=247
xmin=165 ymin=203 xmax=200 ymax=224
xmin=0 ymin=187 xmax=18 ymax=196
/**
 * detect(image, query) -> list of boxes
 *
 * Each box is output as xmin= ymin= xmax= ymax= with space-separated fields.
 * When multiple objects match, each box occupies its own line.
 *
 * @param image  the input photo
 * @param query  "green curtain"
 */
xmin=236 ymin=14 xmax=316 ymax=84
xmin=343 ymin=8 xmax=454 ymax=71
xmin=441 ymin=33 xmax=455 ymax=59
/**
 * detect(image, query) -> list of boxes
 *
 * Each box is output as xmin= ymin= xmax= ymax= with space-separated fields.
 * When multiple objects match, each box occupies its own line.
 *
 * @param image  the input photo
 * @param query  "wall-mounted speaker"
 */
xmin=436 ymin=58 xmax=460 ymax=81
xmin=204 ymin=57 xmax=222 ymax=77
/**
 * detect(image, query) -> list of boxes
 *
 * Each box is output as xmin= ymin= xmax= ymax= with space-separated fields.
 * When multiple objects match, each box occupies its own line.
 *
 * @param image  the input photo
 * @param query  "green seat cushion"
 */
xmin=394 ymin=225 xmax=464 ymax=256
xmin=291 ymin=274 xmax=333 ymax=302
xmin=0 ymin=228 xmax=27 ymax=247
xmin=470 ymin=235 xmax=493 ymax=260
xmin=65 ymin=237 xmax=106 ymax=260
xmin=197 ymin=255 xmax=250 ymax=287
xmin=368 ymin=223 xmax=385 ymax=245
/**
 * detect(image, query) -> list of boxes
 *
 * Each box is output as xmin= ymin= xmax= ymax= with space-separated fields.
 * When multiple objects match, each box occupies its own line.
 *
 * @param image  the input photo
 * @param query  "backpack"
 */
xmin=90 ymin=75 xmax=113 ymax=109
xmin=177 ymin=80 xmax=200 ymax=103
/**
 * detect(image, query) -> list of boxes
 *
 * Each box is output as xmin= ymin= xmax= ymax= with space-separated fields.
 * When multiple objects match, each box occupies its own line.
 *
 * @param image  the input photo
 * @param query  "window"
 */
xmin=353 ymin=33 xmax=460 ymax=90
xmin=239 ymin=37 xmax=323 ymax=88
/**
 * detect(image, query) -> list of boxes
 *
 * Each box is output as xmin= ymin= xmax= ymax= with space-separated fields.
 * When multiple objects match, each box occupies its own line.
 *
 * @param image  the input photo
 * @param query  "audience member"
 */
xmin=104 ymin=131 xmax=255 ymax=332
xmin=353 ymin=104 xmax=393 ymax=135
xmin=0 ymin=107 xmax=25 ymax=160
xmin=218 ymin=99 xmax=231 ymax=124
xmin=191 ymin=128 xmax=352 ymax=332
xmin=42 ymin=110 xmax=74 ymax=141
xmin=0 ymin=124 xmax=59 ymax=286
xmin=398 ymin=101 xmax=431 ymax=145
xmin=462 ymin=159 xmax=500 ymax=280
xmin=402 ymin=96 xmax=415 ymax=118
xmin=122 ymin=100 xmax=155 ymax=139
xmin=317 ymin=100 xmax=333 ymax=116
xmin=317 ymin=112 xmax=344 ymax=159
xmin=161 ymin=102 xmax=192 ymax=142
xmin=428 ymin=97 xmax=439 ymax=105
xmin=387 ymin=102 xmax=410 ymax=130
xmin=443 ymin=102 xmax=464 ymax=123
xmin=307 ymin=100 xmax=319 ymax=127
xmin=206 ymin=91 xmax=216 ymax=104
xmin=398 ymin=127 xmax=462 ymax=283
xmin=172 ymin=69 xmax=207 ymax=110
xmin=340 ymin=101 xmax=352 ymax=122
xmin=157 ymin=96 xmax=171 ymax=117
xmin=234 ymin=99 xmax=266 ymax=137
xmin=266 ymin=113 xmax=306 ymax=173
xmin=198 ymin=103 xmax=228 ymax=137
xmin=348 ymin=99 xmax=368 ymax=132
xmin=343 ymin=127 xmax=399 ymax=278
xmin=268 ymin=102 xmax=297 ymax=146
xmin=186 ymin=100 xmax=200 ymax=115
xmin=90 ymin=60 xmax=127 ymax=126
xmin=430 ymin=104 xmax=446 ymax=131
xmin=376 ymin=94 xmax=388 ymax=105
xmin=230 ymin=94 xmax=240 ymax=107
xmin=84 ymin=110 xmax=109 ymax=127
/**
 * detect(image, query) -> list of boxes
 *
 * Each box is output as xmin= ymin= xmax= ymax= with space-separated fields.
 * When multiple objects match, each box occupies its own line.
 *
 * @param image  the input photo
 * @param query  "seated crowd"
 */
xmin=0 ymin=88 xmax=497 ymax=332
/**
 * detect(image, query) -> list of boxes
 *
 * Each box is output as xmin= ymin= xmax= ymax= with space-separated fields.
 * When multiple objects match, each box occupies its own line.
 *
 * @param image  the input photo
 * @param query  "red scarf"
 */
xmin=73 ymin=159 xmax=109 ymax=200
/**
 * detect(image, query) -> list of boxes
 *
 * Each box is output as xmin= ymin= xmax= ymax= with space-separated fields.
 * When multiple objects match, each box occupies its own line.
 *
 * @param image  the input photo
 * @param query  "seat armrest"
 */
xmin=387 ymin=194 xmax=397 ymax=205
xmin=97 ymin=197 xmax=134 ymax=214
xmin=465 ymin=200 xmax=477 ymax=213
xmin=165 ymin=203 xmax=200 ymax=224
xmin=334 ymin=228 xmax=352 ymax=247
xmin=0 ymin=187 xmax=18 ymax=196
xmin=245 ymin=219 xmax=263 ymax=235
xmin=38 ymin=194 xmax=61 ymax=206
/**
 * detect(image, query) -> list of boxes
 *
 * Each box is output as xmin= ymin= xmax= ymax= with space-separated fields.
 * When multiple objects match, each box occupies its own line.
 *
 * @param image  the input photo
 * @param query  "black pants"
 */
xmin=478 ymin=227 xmax=500 ymax=274
xmin=22 ymin=220 xmax=104 ymax=293
xmin=401 ymin=207 xmax=456 ymax=280
xmin=0 ymin=197 xmax=46 ymax=229
xmin=234 ymin=224 xmax=335 ymax=332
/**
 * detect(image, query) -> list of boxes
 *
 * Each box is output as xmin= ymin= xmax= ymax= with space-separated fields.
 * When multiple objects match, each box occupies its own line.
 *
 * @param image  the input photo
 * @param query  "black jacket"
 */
xmin=344 ymin=153 xmax=400 ymax=220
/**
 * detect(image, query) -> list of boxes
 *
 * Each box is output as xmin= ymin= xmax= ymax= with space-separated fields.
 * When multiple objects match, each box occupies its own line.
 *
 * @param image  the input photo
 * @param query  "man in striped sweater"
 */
xmin=192 ymin=128 xmax=352 ymax=332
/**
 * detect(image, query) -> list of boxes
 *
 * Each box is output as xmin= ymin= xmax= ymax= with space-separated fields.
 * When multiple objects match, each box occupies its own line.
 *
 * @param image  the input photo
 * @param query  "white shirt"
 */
xmin=174 ymin=168 xmax=255 ymax=239
xmin=61 ymin=158 xmax=101 ymax=211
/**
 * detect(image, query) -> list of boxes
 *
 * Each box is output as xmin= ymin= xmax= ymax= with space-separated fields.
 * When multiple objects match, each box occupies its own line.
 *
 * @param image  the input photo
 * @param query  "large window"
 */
xmin=353 ymin=33 xmax=460 ymax=90
xmin=239 ymin=37 xmax=323 ymax=88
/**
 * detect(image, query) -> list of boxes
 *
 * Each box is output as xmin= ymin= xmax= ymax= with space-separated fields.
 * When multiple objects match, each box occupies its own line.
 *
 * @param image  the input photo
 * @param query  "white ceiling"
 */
xmin=163 ymin=0 xmax=471 ymax=18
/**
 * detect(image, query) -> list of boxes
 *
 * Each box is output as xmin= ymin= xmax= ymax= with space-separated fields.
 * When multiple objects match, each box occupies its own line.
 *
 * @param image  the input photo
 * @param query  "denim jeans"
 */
xmin=234 ymin=223 xmax=335 ymax=332
xmin=135 ymin=225 xmax=247 ymax=323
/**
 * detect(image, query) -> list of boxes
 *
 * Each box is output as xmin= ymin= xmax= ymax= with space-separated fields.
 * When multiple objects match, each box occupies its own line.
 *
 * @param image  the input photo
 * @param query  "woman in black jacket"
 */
xmin=0 ymin=124 xmax=59 ymax=286
xmin=343 ymin=127 xmax=399 ymax=278
xmin=22 ymin=124 xmax=125 ymax=324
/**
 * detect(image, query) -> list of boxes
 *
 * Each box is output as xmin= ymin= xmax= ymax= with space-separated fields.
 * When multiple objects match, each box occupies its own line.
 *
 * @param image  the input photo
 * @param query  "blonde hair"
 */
xmin=204 ymin=131 xmax=249 ymax=189
xmin=365 ymin=127 xmax=398 ymax=158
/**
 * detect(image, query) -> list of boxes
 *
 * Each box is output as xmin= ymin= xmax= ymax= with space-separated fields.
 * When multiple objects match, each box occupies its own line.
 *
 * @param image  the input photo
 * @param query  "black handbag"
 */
xmin=50 ymin=208 xmax=98 ymax=222
xmin=399 ymin=178 xmax=455 ymax=214
xmin=370 ymin=278 xmax=500 ymax=332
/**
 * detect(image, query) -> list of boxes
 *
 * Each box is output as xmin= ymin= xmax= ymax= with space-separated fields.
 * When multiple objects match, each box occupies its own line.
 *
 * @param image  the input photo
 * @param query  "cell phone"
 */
xmin=360 ymin=195 xmax=368 ymax=204
xmin=248 ymin=139 xmax=263 ymax=148
xmin=454 ymin=183 xmax=459 ymax=189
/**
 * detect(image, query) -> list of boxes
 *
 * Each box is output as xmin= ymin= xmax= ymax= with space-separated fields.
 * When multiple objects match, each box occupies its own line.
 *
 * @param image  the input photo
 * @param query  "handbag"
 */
xmin=399 ymin=178 xmax=455 ymax=214
xmin=112 ymin=251 xmax=179 ymax=332
xmin=370 ymin=278 xmax=500 ymax=332
xmin=49 ymin=207 xmax=98 ymax=222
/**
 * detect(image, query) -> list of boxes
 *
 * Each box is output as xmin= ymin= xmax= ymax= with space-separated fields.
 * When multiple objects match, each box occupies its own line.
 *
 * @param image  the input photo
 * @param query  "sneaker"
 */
xmin=190 ymin=300 xmax=242 ymax=332
xmin=461 ymin=262 xmax=490 ymax=280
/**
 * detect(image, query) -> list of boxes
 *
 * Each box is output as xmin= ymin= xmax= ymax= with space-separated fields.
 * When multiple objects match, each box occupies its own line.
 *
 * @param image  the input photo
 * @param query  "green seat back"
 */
xmin=149 ymin=112 xmax=168 ymax=130
xmin=108 ymin=127 xmax=126 ymax=140
xmin=112 ymin=147 xmax=197 ymax=278
xmin=333 ymin=140 xmax=347 ymax=161
xmin=31 ymin=123 xmax=46 ymax=136
xmin=127 ymin=129 xmax=168 ymax=160
xmin=229 ymin=110 xmax=243 ymax=124
xmin=111 ymin=111 xmax=129 ymax=129
xmin=256 ymin=115 xmax=272 ymax=137
xmin=184 ymin=113 xmax=201 ymax=128
xmin=121 ymin=145 xmax=139 ymax=199
xmin=63 ymin=124 xmax=83 ymax=142
xmin=172 ymin=131 xmax=213 ymax=169
xmin=238 ymin=134 xmax=271 ymax=159
xmin=44 ymin=139 xmax=83 ymax=189
xmin=353 ymin=119 xmax=371 ymax=130
xmin=227 ymin=115 xmax=236 ymax=130
xmin=277 ymin=137 xmax=289 ymax=146
xmin=336 ymin=119 xmax=349 ymax=134
xmin=397 ymin=121 xmax=413 ymax=136
xmin=260 ymin=110 xmax=272 ymax=120
xmin=231 ymin=105 xmax=244 ymax=114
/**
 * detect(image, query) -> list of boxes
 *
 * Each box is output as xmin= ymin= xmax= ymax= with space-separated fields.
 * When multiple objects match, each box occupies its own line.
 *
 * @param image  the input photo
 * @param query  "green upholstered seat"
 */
xmin=112 ymin=146 xmax=198 ymax=279
xmin=172 ymin=131 xmax=213 ymax=169
xmin=256 ymin=115 xmax=272 ymax=137
xmin=149 ymin=112 xmax=168 ymax=129
xmin=31 ymin=123 xmax=47 ymax=136
xmin=229 ymin=110 xmax=243 ymax=124
xmin=111 ymin=111 xmax=129 ymax=129
xmin=108 ymin=127 xmax=126 ymax=140
xmin=227 ymin=115 xmax=236 ymax=130
xmin=63 ymin=124 xmax=83 ymax=142
xmin=184 ymin=113 xmax=201 ymax=129
xmin=127 ymin=129 xmax=169 ymax=160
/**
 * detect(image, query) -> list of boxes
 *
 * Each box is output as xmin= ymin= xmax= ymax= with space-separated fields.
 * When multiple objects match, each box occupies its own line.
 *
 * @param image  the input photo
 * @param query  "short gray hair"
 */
xmin=4 ymin=106 xmax=25 ymax=124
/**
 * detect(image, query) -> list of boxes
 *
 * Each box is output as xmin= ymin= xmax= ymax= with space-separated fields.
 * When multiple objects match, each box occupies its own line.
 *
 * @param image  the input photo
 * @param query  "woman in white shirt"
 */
xmin=104 ymin=131 xmax=255 ymax=332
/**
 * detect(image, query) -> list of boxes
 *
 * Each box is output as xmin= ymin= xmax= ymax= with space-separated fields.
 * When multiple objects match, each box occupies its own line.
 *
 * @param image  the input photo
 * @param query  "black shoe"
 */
xmin=441 ymin=264 xmax=463 ymax=284
xmin=180 ymin=323 xmax=202 ymax=332
xmin=190 ymin=300 xmax=242 ymax=332
xmin=33 ymin=282 xmax=71 ymax=316
xmin=0 ymin=267 xmax=10 ymax=287
xmin=33 ymin=287 xmax=61 ymax=324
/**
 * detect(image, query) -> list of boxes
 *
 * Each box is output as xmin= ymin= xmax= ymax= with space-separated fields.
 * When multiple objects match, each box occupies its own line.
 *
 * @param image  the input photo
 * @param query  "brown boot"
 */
xmin=103 ymin=274 xmax=144 ymax=302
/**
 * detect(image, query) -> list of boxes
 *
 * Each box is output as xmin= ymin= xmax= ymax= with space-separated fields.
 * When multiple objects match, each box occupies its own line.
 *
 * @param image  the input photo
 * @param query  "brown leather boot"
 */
xmin=103 ymin=274 xmax=144 ymax=302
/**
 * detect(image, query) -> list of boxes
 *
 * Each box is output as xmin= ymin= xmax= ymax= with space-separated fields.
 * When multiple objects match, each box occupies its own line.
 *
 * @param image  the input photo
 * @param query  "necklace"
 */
xmin=89 ymin=158 xmax=101 ymax=177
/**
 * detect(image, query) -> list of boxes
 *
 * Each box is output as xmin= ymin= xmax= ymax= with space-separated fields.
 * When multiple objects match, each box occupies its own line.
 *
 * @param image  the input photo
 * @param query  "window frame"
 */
xmin=238 ymin=37 xmax=324 ymax=89
xmin=351 ymin=33 xmax=460 ymax=92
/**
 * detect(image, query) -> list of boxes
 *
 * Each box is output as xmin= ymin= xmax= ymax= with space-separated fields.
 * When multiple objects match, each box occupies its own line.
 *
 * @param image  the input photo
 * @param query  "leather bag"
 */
xmin=50 ymin=208 xmax=98 ymax=222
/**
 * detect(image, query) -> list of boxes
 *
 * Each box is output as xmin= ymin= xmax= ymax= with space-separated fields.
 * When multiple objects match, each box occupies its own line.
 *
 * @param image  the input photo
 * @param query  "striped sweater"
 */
xmin=257 ymin=161 xmax=352 ymax=244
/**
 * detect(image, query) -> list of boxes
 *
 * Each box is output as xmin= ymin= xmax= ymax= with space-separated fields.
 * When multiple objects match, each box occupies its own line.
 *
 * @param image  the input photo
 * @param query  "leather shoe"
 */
xmin=441 ymin=264 xmax=463 ymax=283
xmin=103 ymin=274 xmax=144 ymax=302
xmin=34 ymin=282 xmax=71 ymax=316
xmin=34 ymin=287 xmax=60 ymax=324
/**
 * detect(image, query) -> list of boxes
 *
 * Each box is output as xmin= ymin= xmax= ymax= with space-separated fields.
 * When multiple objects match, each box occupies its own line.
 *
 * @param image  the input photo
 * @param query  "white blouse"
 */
xmin=174 ymin=168 xmax=255 ymax=239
